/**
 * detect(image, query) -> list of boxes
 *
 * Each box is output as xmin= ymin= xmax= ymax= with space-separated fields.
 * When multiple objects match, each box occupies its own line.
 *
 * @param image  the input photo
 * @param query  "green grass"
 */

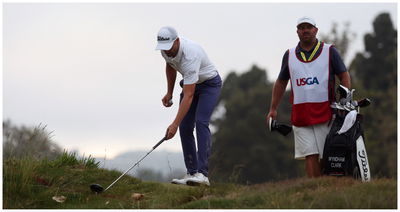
xmin=3 ymin=152 xmax=397 ymax=209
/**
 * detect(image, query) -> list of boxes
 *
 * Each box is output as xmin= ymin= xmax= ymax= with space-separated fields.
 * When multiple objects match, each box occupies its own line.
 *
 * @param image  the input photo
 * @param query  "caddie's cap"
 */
xmin=297 ymin=17 xmax=316 ymax=27
xmin=155 ymin=26 xmax=178 ymax=50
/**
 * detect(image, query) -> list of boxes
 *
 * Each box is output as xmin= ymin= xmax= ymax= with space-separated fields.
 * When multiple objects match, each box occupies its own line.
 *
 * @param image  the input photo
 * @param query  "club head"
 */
xmin=269 ymin=118 xmax=292 ymax=136
xmin=276 ymin=124 xmax=293 ymax=136
xmin=357 ymin=98 xmax=371 ymax=108
xmin=338 ymin=85 xmax=348 ymax=99
xmin=90 ymin=184 xmax=104 ymax=193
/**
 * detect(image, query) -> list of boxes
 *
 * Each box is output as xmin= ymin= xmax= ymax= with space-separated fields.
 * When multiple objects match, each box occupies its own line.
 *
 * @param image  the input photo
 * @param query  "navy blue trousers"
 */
xmin=179 ymin=75 xmax=222 ymax=177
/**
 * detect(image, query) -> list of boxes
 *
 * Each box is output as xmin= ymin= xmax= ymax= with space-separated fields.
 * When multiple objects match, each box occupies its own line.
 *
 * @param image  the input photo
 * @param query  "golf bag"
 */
xmin=322 ymin=85 xmax=371 ymax=182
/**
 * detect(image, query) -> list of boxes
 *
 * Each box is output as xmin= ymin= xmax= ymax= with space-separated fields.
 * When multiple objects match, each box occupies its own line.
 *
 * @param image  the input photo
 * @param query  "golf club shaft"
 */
xmin=104 ymin=137 xmax=167 ymax=191
xmin=152 ymin=137 xmax=167 ymax=150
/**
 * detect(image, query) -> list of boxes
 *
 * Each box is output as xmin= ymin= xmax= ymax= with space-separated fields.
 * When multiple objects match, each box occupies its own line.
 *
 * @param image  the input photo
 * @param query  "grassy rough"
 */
xmin=3 ymin=154 xmax=397 ymax=209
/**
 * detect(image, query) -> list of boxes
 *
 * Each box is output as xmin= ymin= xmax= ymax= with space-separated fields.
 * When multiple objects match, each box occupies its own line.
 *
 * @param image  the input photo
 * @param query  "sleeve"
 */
xmin=330 ymin=46 xmax=347 ymax=75
xmin=181 ymin=54 xmax=201 ymax=85
xmin=277 ymin=50 xmax=290 ymax=80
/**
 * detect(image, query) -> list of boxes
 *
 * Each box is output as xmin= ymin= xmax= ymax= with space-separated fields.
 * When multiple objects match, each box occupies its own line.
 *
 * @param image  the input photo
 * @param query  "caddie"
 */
xmin=266 ymin=17 xmax=351 ymax=177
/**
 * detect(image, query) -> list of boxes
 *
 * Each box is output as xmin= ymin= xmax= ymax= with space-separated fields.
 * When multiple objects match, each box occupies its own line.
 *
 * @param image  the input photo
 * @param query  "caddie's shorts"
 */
xmin=293 ymin=121 xmax=332 ymax=160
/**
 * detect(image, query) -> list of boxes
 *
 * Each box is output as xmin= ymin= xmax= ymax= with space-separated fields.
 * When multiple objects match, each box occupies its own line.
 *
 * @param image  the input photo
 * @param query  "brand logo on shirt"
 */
xmin=158 ymin=36 xmax=170 ymax=41
xmin=296 ymin=77 xmax=319 ymax=86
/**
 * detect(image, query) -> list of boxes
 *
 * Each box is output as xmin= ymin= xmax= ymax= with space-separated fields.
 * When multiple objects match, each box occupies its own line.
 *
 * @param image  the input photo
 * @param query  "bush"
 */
xmin=3 ymin=120 xmax=62 ymax=160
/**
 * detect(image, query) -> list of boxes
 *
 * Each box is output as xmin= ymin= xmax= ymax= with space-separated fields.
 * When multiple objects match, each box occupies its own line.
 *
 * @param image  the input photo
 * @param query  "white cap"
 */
xmin=155 ymin=26 xmax=178 ymax=50
xmin=297 ymin=16 xmax=316 ymax=27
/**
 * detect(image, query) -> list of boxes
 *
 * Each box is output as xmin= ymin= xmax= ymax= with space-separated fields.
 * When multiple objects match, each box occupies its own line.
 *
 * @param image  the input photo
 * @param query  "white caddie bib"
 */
xmin=288 ymin=43 xmax=331 ymax=104
xmin=288 ymin=43 xmax=332 ymax=127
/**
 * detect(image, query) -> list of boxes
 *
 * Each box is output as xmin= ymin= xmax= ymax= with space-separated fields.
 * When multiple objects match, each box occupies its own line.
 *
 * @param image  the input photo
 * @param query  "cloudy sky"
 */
xmin=3 ymin=2 xmax=397 ymax=158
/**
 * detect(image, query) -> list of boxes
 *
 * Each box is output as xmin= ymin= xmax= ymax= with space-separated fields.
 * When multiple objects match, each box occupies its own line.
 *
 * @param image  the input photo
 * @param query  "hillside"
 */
xmin=3 ymin=152 xmax=397 ymax=209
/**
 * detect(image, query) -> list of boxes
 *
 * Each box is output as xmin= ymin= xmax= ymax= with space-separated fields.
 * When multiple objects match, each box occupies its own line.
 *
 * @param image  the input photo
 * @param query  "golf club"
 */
xmin=90 ymin=136 xmax=167 ymax=194
xmin=269 ymin=117 xmax=293 ymax=136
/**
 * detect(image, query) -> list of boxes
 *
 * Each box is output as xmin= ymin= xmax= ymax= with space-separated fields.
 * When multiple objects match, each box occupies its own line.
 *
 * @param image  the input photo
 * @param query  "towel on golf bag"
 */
xmin=337 ymin=110 xmax=357 ymax=134
xmin=322 ymin=114 xmax=371 ymax=182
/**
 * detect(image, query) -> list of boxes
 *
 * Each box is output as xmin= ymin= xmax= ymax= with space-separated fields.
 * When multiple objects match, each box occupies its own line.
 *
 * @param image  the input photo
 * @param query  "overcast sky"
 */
xmin=3 ymin=2 xmax=397 ymax=158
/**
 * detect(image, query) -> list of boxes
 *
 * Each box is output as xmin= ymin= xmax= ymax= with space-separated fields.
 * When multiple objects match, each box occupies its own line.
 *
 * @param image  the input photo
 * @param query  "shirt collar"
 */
xmin=296 ymin=39 xmax=320 ymax=53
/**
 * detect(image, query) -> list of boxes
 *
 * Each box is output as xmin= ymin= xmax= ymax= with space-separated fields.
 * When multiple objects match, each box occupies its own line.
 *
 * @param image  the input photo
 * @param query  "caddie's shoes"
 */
xmin=171 ymin=174 xmax=194 ymax=185
xmin=186 ymin=173 xmax=210 ymax=186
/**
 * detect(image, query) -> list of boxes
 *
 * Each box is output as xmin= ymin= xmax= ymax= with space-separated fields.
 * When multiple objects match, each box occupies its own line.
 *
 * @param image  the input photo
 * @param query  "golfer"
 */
xmin=266 ymin=17 xmax=351 ymax=177
xmin=155 ymin=26 xmax=222 ymax=186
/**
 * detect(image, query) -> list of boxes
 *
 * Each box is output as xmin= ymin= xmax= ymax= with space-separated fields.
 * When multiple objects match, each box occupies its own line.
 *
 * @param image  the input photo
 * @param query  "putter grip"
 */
xmin=152 ymin=137 xmax=167 ymax=150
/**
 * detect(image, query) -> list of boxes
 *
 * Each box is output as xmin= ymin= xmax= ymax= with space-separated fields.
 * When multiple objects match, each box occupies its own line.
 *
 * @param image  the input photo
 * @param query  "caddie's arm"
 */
xmin=166 ymin=83 xmax=195 ymax=139
xmin=267 ymin=79 xmax=289 ymax=121
xmin=162 ymin=63 xmax=177 ymax=107
xmin=337 ymin=71 xmax=351 ymax=89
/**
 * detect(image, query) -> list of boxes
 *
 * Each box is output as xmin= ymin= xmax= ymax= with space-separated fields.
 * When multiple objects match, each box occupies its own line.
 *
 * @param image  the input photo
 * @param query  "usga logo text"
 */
xmin=296 ymin=77 xmax=319 ymax=86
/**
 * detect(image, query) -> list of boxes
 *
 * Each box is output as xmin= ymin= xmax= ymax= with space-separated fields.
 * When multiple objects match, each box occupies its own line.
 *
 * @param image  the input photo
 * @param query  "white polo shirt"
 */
xmin=161 ymin=37 xmax=218 ymax=85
